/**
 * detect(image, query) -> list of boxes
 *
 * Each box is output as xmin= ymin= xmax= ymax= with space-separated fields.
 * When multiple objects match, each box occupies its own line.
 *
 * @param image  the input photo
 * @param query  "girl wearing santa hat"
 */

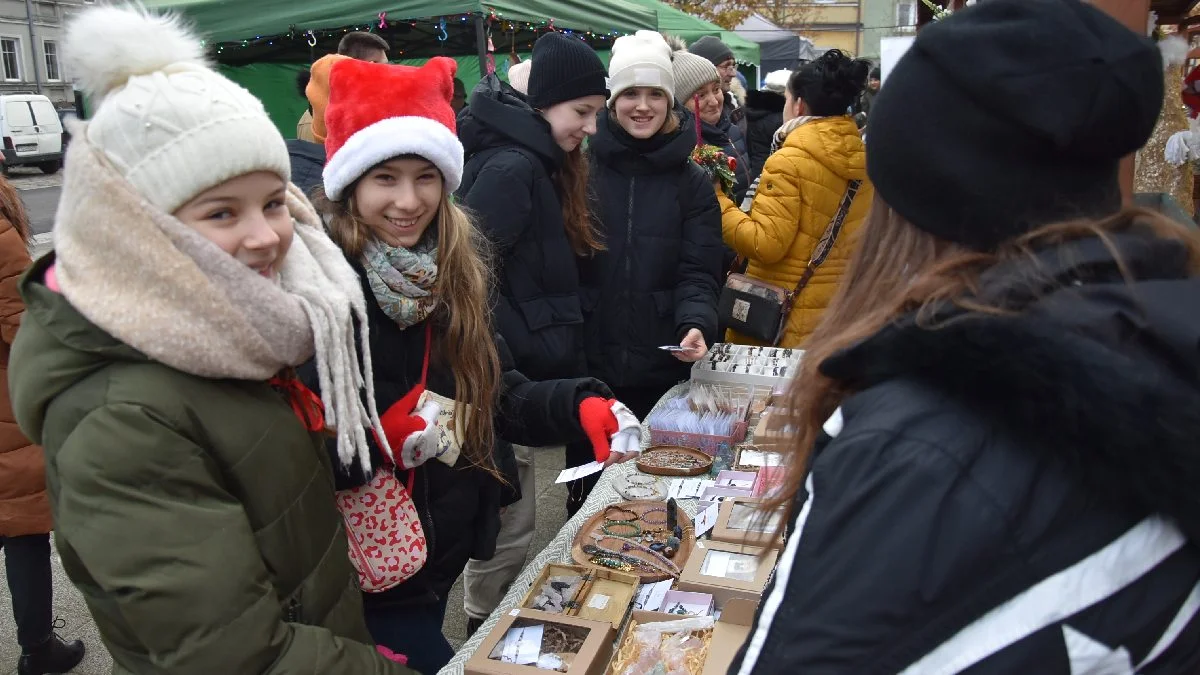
xmin=306 ymin=55 xmax=640 ymax=674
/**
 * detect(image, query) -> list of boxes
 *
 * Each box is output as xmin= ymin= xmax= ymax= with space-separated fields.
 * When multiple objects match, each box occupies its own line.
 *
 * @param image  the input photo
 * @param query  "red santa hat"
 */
xmin=322 ymin=56 xmax=464 ymax=201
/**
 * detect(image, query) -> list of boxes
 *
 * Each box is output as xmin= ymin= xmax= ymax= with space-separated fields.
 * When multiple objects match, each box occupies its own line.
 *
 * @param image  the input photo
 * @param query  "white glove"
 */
xmin=609 ymin=401 xmax=642 ymax=458
xmin=397 ymin=399 xmax=442 ymax=469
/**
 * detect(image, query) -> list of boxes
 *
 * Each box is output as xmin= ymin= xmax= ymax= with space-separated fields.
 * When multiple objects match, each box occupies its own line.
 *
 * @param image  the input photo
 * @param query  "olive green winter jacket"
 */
xmin=9 ymin=254 xmax=412 ymax=675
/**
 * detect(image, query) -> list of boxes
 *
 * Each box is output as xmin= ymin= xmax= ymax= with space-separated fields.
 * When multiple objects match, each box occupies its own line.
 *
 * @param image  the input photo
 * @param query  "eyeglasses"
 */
xmin=716 ymin=62 xmax=737 ymax=73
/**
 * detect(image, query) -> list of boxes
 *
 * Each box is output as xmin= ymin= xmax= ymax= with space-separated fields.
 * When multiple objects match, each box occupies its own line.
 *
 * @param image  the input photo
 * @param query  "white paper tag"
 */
xmin=555 ymin=461 xmax=605 ymax=484
xmin=668 ymin=478 xmax=715 ymax=500
xmin=633 ymin=579 xmax=673 ymax=611
xmin=695 ymin=502 xmax=720 ymax=537
xmin=587 ymin=593 xmax=611 ymax=610
xmin=701 ymin=550 xmax=732 ymax=578
xmin=500 ymin=624 xmax=543 ymax=665
xmin=740 ymin=450 xmax=783 ymax=467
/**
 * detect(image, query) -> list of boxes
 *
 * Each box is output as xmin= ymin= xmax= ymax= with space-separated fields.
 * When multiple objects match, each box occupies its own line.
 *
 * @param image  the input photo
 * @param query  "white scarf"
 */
xmin=53 ymin=132 xmax=391 ymax=474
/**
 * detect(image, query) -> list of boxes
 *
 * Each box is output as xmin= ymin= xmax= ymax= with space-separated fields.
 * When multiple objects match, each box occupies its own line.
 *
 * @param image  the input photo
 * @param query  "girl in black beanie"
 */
xmin=733 ymin=1 xmax=1200 ymax=673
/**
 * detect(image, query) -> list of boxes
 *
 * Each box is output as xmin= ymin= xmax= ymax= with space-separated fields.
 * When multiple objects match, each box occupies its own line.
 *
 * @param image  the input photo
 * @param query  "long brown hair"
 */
xmin=313 ymin=182 xmax=504 ymax=480
xmin=0 ymin=176 xmax=31 ymax=240
xmin=766 ymin=194 xmax=1200 ymax=527
xmin=557 ymin=147 xmax=605 ymax=255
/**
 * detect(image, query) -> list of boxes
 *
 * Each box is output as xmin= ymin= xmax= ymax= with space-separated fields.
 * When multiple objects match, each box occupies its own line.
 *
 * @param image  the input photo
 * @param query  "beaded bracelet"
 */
xmin=604 ymin=506 xmax=638 ymax=523
xmin=625 ymin=474 xmax=657 ymax=486
xmin=601 ymin=521 xmax=641 ymax=538
xmin=641 ymin=507 xmax=668 ymax=526
xmin=594 ymin=534 xmax=681 ymax=575
xmin=584 ymin=543 xmax=674 ymax=576
xmin=622 ymin=485 xmax=658 ymax=500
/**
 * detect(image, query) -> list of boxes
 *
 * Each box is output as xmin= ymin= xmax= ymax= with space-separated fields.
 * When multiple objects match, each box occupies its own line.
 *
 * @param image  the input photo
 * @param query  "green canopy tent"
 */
xmin=634 ymin=0 xmax=759 ymax=66
xmin=141 ymin=0 xmax=657 ymax=135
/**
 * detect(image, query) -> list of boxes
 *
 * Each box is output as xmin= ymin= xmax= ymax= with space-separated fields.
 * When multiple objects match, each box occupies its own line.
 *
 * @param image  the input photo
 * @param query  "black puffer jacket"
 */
xmin=744 ymin=89 xmax=785 ymax=181
xmin=701 ymin=112 xmax=751 ymax=205
xmin=301 ymin=256 xmax=611 ymax=609
xmin=733 ymin=229 xmax=1200 ymax=674
xmin=286 ymin=139 xmax=326 ymax=198
xmin=581 ymin=108 xmax=723 ymax=389
xmin=457 ymin=75 xmax=587 ymax=380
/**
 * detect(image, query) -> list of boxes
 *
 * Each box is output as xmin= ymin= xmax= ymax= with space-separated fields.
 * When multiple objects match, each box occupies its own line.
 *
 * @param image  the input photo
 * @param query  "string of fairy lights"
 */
xmin=208 ymin=9 xmax=630 ymax=57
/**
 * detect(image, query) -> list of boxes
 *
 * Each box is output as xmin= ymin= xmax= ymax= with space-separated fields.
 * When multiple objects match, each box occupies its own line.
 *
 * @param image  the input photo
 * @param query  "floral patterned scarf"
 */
xmin=361 ymin=232 xmax=439 ymax=329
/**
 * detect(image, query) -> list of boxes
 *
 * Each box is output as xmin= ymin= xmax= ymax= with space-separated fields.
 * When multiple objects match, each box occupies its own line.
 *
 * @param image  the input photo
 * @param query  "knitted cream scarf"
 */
xmin=53 ymin=135 xmax=391 ymax=474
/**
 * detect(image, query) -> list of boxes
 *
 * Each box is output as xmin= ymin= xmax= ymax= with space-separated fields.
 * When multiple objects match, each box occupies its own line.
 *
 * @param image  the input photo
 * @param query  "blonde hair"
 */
xmin=313 ymin=181 xmax=504 ymax=479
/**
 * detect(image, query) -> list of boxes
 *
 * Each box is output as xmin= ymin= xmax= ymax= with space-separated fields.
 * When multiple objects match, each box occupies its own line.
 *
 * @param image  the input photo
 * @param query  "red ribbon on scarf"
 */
xmin=269 ymin=373 xmax=327 ymax=432
xmin=693 ymin=94 xmax=703 ymax=146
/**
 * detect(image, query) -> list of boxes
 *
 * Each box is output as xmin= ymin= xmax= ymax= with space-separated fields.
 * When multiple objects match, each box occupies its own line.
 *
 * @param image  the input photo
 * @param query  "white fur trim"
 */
xmin=1159 ymin=35 xmax=1189 ymax=68
xmin=324 ymin=116 xmax=464 ymax=200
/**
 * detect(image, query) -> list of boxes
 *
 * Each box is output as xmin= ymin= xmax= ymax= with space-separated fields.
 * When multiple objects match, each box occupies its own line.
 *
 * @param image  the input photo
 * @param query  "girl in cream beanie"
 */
xmin=7 ymin=5 xmax=410 ymax=672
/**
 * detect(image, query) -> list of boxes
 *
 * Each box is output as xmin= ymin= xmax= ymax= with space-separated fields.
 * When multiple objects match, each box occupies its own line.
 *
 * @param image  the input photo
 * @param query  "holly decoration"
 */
xmin=692 ymin=144 xmax=737 ymax=199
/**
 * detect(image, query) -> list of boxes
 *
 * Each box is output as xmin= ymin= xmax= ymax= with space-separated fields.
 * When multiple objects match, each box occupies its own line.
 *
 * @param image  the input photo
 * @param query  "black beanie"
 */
xmin=527 ymin=32 xmax=609 ymax=109
xmin=866 ymin=0 xmax=1163 ymax=252
xmin=690 ymin=36 xmax=734 ymax=66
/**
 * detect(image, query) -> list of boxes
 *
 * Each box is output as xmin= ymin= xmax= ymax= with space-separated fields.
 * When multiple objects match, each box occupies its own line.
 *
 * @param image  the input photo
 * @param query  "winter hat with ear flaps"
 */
xmin=608 ymin=31 xmax=675 ymax=106
xmin=866 ymin=0 xmax=1162 ymax=252
xmin=65 ymin=6 xmax=290 ymax=215
xmin=322 ymin=56 xmax=463 ymax=201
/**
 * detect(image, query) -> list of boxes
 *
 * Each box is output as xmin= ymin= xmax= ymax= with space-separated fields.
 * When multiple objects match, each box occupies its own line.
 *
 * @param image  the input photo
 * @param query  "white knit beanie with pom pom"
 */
xmin=66 ymin=5 xmax=290 ymax=214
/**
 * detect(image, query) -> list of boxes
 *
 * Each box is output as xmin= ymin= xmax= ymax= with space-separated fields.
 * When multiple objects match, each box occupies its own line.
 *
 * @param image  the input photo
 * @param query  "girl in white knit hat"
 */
xmin=6 ymin=6 xmax=411 ymax=673
xmin=305 ymin=54 xmax=640 ymax=674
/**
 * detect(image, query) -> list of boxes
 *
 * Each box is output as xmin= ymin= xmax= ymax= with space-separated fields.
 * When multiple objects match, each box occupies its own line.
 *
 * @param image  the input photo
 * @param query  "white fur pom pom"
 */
xmin=65 ymin=5 xmax=207 ymax=100
xmin=1159 ymin=35 xmax=1190 ymax=69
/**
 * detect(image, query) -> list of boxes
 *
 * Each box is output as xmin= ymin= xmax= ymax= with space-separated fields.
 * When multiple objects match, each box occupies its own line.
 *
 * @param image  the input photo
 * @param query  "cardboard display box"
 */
xmin=520 ymin=563 xmax=640 ymax=629
xmin=700 ymin=599 xmax=759 ymax=675
xmin=466 ymin=609 xmax=616 ymax=675
xmin=660 ymin=590 xmax=715 ymax=617
xmin=711 ymin=499 xmax=784 ymax=549
xmin=677 ymin=540 xmax=779 ymax=607
xmin=610 ymin=611 xmax=716 ymax=675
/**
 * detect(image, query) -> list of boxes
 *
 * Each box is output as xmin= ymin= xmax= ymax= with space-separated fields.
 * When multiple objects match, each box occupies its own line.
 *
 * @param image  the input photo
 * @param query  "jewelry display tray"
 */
xmin=570 ymin=500 xmax=695 ymax=583
xmin=518 ymin=563 xmax=640 ymax=629
xmin=636 ymin=446 xmax=714 ymax=477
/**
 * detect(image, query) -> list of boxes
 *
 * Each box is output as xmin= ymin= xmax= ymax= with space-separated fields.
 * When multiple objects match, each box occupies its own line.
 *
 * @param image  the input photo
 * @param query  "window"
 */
xmin=43 ymin=40 xmax=59 ymax=81
xmin=6 ymin=102 xmax=33 ymax=128
xmin=30 ymin=99 xmax=58 ymax=128
xmin=1 ymin=39 xmax=20 ymax=82
xmin=897 ymin=1 xmax=917 ymax=27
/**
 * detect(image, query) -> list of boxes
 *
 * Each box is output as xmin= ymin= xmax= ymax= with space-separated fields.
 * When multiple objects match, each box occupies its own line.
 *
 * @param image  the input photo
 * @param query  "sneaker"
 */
xmin=18 ymin=622 xmax=85 ymax=675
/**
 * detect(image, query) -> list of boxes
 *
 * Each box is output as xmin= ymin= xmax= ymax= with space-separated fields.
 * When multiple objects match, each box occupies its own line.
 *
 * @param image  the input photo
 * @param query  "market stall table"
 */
xmin=439 ymin=384 xmax=702 ymax=675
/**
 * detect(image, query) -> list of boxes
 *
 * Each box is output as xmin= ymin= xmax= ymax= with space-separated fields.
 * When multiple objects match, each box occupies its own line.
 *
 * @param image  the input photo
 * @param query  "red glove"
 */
xmin=376 ymin=384 xmax=427 ymax=463
xmin=579 ymin=397 xmax=619 ymax=462
xmin=376 ymin=645 xmax=409 ymax=665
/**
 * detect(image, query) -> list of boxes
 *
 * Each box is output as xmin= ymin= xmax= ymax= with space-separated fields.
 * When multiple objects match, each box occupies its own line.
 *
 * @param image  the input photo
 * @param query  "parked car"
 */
xmin=0 ymin=94 xmax=64 ymax=175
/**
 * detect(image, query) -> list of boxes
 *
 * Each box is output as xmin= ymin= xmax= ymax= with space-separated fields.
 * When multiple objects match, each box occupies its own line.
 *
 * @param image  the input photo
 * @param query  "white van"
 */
xmin=0 ymin=94 xmax=63 ymax=174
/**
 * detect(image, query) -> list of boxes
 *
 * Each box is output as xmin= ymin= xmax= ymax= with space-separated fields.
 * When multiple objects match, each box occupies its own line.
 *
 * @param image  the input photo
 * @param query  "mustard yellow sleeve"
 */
xmin=719 ymin=151 xmax=804 ymax=266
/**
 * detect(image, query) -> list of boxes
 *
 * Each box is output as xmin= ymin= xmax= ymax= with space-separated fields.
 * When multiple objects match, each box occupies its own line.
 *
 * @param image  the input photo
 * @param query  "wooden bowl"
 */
xmin=571 ymin=499 xmax=694 ymax=583
xmin=637 ymin=445 xmax=713 ymax=477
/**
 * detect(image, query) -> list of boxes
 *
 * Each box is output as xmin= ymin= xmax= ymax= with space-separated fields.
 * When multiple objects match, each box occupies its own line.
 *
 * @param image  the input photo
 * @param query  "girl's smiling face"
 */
xmin=172 ymin=171 xmax=293 ymax=278
xmin=352 ymin=157 xmax=444 ymax=249
xmin=540 ymin=95 xmax=607 ymax=152
xmin=613 ymin=87 xmax=670 ymax=139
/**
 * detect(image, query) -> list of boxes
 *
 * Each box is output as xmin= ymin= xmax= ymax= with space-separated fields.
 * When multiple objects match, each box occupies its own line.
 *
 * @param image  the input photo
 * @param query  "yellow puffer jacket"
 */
xmin=718 ymin=115 xmax=873 ymax=347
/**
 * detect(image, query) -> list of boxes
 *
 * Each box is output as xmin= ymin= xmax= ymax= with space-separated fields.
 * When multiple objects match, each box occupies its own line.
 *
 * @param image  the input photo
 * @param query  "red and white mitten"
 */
xmin=378 ymin=386 xmax=441 ymax=469
xmin=579 ymin=398 xmax=643 ymax=463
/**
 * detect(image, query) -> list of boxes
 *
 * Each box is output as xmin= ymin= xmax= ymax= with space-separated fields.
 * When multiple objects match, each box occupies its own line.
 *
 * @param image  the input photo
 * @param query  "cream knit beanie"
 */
xmin=672 ymin=50 xmax=721 ymax=104
xmin=507 ymin=59 xmax=532 ymax=95
xmin=608 ymin=31 xmax=675 ymax=105
xmin=65 ymin=6 xmax=290 ymax=215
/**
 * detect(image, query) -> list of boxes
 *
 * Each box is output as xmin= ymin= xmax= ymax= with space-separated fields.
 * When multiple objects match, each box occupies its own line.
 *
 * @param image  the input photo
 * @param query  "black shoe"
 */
xmin=466 ymin=617 xmax=484 ymax=639
xmin=18 ymin=632 xmax=85 ymax=675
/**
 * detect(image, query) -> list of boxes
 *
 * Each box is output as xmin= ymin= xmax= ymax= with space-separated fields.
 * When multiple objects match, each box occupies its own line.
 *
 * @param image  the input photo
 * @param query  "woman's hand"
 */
xmin=674 ymin=329 xmax=708 ymax=363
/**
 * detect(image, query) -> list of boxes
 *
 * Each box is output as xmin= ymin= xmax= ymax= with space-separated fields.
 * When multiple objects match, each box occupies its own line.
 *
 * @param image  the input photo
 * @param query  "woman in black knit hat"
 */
xmin=456 ymin=31 xmax=614 ymax=633
xmin=734 ymin=1 xmax=1200 ymax=673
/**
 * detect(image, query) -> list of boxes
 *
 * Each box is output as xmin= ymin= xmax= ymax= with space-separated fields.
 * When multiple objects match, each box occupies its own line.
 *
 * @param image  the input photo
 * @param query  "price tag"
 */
xmin=695 ymin=502 xmax=720 ymax=537
xmin=587 ymin=594 xmax=611 ymax=610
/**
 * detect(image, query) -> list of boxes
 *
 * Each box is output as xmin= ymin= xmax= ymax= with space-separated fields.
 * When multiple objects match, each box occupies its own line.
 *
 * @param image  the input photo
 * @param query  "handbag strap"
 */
xmin=419 ymin=321 xmax=432 ymax=388
xmin=790 ymin=179 xmax=862 ymax=298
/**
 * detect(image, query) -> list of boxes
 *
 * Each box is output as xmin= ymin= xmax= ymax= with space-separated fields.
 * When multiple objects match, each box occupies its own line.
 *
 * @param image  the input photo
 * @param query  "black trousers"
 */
xmin=1 ymin=533 xmax=53 ymax=649
xmin=565 ymin=385 xmax=670 ymax=517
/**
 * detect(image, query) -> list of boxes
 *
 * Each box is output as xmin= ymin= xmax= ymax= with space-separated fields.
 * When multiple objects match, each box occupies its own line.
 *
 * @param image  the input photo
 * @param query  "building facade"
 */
xmin=754 ymin=1 xmax=864 ymax=56
xmin=0 ymin=0 xmax=85 ymax=108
